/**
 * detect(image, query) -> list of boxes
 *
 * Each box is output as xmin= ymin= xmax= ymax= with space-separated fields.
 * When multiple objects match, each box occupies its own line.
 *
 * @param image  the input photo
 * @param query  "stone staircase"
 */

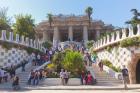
xmin=16 ymin=65 xmax=38 ymax=86
xmin=0 ymin=62 xmax=39 ymax=89
xmin=86 ymin=65 xmax=122 ymax=85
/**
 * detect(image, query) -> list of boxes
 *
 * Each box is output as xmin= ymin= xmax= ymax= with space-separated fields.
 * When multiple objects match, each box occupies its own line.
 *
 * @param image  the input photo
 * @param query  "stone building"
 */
xmin=35 ymin=15 xmax=114 ymax=46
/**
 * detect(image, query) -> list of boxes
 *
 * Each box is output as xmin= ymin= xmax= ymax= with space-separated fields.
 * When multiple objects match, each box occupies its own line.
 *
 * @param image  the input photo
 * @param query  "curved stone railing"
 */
xmin=94 ymin=24 xmax=140 ymax=50
xmin=0 ymin=30 xmax=43 ymax=51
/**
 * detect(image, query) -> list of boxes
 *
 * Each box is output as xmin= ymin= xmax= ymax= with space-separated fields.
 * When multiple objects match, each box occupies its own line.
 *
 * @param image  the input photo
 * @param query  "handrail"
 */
xmin=0 ymin=30 xmax=43 ymax=51
xmin=93 ymin=24 xmax=140 ymax=51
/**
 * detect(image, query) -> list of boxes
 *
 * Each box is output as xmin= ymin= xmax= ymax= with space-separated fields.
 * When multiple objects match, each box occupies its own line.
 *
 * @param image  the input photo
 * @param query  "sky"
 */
xmin=0 ymin=0 xmax=140 ymax=27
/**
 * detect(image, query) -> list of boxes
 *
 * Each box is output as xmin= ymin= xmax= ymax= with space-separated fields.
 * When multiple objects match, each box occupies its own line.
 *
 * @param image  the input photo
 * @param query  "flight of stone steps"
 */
xmin=0 ymin=62 xmax=39 ymax=89
xmin=86 ymin=65 xmax=122 ymax=85
xmin=16 ymin=65 xmax=38 ymax=86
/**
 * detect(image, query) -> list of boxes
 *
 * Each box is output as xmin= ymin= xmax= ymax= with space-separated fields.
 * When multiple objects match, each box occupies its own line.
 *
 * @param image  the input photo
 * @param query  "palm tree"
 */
xmin=47 ymin=13 xmax=53 ymax=27
xmin=85 ymin=6 xmax=93 ymax=26
xmin=131 ymin=9 xmax=140 ymax=20
xmin=125 ymin=9 xmax=140 ymax=34
xmin=125 ymin=9 xmax=140 ymax=25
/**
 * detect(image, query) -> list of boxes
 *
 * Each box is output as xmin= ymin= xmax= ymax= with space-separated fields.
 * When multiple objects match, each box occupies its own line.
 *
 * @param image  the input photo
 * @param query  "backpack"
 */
xmin=122 ymin=69 xmax=128 ymax=76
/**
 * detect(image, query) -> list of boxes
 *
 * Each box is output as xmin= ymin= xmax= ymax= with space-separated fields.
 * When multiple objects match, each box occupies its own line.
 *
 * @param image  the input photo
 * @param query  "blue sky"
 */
xmin=0 ymin=0 xmax=140 ymax=27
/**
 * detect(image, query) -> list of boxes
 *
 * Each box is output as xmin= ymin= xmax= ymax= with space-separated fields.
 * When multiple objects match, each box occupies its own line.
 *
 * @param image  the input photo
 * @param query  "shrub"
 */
xmin=120 ymin=37 xmax=140 ymax=47
xmin=106 ymin=46 xmax=112 ymax=52
xmin=42 ymin=41 xmax=52 ymax=49
xmin=102 ymin=59 xmax=121 ymax=72
xmin=86 ymin=40 xmax=94 ymax=49
xmin=61 ymin=50 xmax=84 ymax=74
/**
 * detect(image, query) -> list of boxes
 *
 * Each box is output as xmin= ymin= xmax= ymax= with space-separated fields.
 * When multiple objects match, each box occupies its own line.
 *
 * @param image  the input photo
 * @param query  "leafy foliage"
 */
xmin=0 ymin=7 xmax=11 ymax=31
xmin=13 ymin=14 xmax=35 ymax=39
xmin=86 ymin=40 xmax=94 ymax=49
xmin=102 ymin=59 xmax=121 ymax=72
xmin=125 ymin=9 xmax=140 ymax=25
xmin=125 ymin=9 xmax=140 ymax=34
xmin=85 ymin=6 xmax=93 ymax=26
xmin=61 ymin=50 xmax=84 ymax=74
xmin=120 ymin=37 xmax=140 ymax=47
xmin=52 ymin=51 xmax=65 ymax=72
xmin=42 ymin=41 xmax=52 ymax=49
xmin=106 ymin=46 xmax=112 ymax=52
xmin=47 ymin=13 xmax=53 ymax=27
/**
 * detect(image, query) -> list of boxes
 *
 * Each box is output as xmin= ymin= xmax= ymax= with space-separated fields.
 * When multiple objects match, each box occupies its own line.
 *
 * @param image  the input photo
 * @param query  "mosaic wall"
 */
xmin=97 ymin=46 xmax=140 ymax=67
xmin=97 ymin=46 xmax=140 ymax=84
xmin=0 ymin=45 xmax=29 ymax=67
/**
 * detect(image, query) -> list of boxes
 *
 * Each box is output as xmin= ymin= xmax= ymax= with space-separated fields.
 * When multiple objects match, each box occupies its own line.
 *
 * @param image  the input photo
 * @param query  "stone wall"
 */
xmin=97 ymin=46 xmax=140 ymax=84
xmin=0 ymin=45 xmax=28 ymax=68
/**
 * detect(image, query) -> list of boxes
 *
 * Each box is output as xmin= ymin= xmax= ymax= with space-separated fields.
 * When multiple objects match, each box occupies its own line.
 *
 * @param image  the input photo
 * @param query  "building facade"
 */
xmin=35 ymin=15 xmax=114 ymax=46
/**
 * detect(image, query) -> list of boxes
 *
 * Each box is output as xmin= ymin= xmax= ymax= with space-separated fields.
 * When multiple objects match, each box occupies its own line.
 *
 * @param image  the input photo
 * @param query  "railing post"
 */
xmin=1 ymin=30 xmax=7 ymax=40
xmin=107 ymin=35 xmax=110 ymax=44
xmin=34 ymin=40 xmax=37 ymax=48
xmin=21 ymin=35 xmax=25 ymax=45
xmin=111 ymin=33 xmax=115 ymax=42
xmin=26 ymin=37 xmax=29 ymax=46
xmin=9 ymin=32 xmax=13 ymax=41
xmin=100 ymin=39 xmax=103 ymax=46
xmin=103 ymin=37 xmax=106 ymax=45
xmin=16 ymin=34 xmax=20 ymax=43
xmin=129 ymin=26 xmax=134 ymax=37
xmin=116 ymin=31 xmax=120 ymax=41
xmin=95 ymin=42 xmax=97 ymax=48
xmin=30 ymin=39 xmax=33 ymax=47
xmin=96 ymin=41 xmax=99 ymax=48
xmin=137 ymin=24 xmax=140 ymax=36
xmin=122 ymin=28 xmax=126 ymax=39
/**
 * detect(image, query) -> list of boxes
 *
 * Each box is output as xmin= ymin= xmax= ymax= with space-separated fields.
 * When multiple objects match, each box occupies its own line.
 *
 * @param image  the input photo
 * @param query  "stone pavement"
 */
xmin=0 ymin=77 xmax=140 ymax=93
xmin=1 ymin=85 xmax=140 ymax=93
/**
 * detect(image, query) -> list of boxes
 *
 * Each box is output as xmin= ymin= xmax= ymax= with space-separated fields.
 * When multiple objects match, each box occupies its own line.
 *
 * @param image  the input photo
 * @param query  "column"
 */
xmin=96 ymin=30 xmax=100 ymax=40
xmin=43 ymin=30 xmax=49 ymax=42
xmin=68 ymin=26 xmax=73 ymax=41
xmin=83 ymin=26 xmax=88 ymax=42
xmin=53 ymin=27 xmax=59 ymax=47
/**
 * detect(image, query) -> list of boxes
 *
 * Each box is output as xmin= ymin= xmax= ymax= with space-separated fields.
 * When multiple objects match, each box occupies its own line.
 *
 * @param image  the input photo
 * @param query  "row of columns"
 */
xmin=43 ymin=26 xmax=101 ymax=46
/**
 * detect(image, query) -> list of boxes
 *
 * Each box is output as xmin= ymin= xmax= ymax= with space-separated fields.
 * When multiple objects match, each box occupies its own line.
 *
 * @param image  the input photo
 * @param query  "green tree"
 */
xmin=47 ymin=13 xmax=53 ymax=27
xmin=42 ymin=41 xmax=52 ymax=49
xmin=126 ymin=9 xmax=140 ymax=25
xmin=85 ymin=6 xmax=93 ymax=26
xmin=86 ymin=40 xmax=94 ymax=49
xmin=125 ymin=9 xmax=140 ymax=34
xmin=13 ymin=14 xmax=35 ymax=39
xmin=52 ymin=51 xmax=65 ymax=72
xmin=0 ymin=7 xmax=11 ymax=31
xmin=61 ymin=50 xmax=84 ymax=74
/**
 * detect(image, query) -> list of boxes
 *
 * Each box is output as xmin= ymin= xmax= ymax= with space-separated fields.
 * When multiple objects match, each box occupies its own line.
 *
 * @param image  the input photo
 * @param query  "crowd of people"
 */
xmin=27 ymin=69 xmax=47 ymax=85
xmin=0 ymin=42 xmax=130 ymax=90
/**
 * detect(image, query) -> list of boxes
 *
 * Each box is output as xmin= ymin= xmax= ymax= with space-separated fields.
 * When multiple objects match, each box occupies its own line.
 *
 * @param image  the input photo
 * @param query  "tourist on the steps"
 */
xmin=80 ymin=70 xmax=85 ymax=85
xmin=28 ymin=69 xmax=35 ymax=85
xmin=0 ymin=69 xmax=3 ymax=83
xmin=33 ymin=70 xmax=40 ymax=85
xmin=122 ymin=65 xmax=129 ymax=90
xmin=64 ymin=70 xmax=69 ymax=85
xmin=60 ymin=69 xmax=65 ymax=85
xmin=37 ymin=54 xmax=41 ymax=66
xmin=84 ymin=72 xmax=88 ymax=85
xmin=12 ymin=76 xmax=20 ymax=90
xmin=87 ymin=71 xmax=93 ymax=85
xmin=98 ymin=60 xmax=103 ymax=71
xmin=21 ymin=61 xmax=26 ymax=72
xmin=10 ymin=65 xmax=16 ymax=79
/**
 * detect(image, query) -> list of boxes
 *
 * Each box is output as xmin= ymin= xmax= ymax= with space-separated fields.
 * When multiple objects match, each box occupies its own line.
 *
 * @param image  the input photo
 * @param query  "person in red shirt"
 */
xmin=87 ymin=71 xmax=93 ymax=85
